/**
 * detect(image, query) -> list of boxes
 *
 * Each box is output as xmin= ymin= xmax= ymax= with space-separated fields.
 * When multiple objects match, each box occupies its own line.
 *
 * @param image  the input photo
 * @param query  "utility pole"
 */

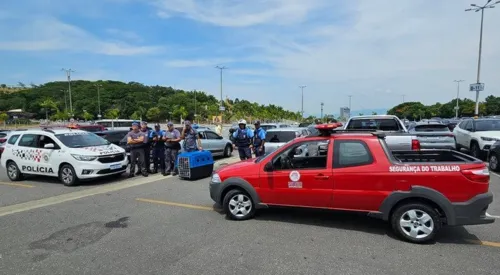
xmin=60 ymin=89 xmax=67 ymax=113
xmin=215 ymin=66 xmax=227 ymax=129
xmin=61 ymin=68 xmax=75 ymax=117
xmin=453 ymin=80 xmax=465 ymax=118
xmin=348 ymin=95 xmax=352 ymax=119
xmin=299 ymin=85 xmax=306 ymax=119
xmin=194 ymin=90 xmax=197 ymax=124
xmin=94 ymin=83 xmax=102 ymax=118
xmin=466 ymin=0 xmax=499 ymax=117
xmin=402 ymin=94 xmax=406 ymax=103
xmin=320 ymin=102 xmax=324 ymax=121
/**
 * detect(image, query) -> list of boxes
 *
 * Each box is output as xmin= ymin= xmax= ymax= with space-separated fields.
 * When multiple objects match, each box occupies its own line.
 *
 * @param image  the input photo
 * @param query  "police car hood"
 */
xmin=71 ymin=144 xmax=124 ymax=156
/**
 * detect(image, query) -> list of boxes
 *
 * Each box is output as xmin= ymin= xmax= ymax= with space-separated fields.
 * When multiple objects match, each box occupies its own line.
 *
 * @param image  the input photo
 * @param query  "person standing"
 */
xmin=137 ymin=121 xmax=152 ymax=175
xmin=232 ymin=119 xmax=254 ymax=160
xmin=215 ymin=123 xmax=222 ymax=136
xmin=163 ymin=122 xmax=181 ymax=176
xmin=181 ymin=120 xmax=202 ymax=153
xmin=127 ymin=121 xmax=148 ymax=177
xmin=253 ymin=120 xmax=266 ymax=157
xmin=150 ymin=123 xmax=166 ymax=175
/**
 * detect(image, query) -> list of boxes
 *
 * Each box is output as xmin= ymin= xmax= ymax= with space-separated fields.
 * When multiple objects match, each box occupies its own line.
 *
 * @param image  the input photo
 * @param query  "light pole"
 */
xmin=60 ymin=89 xmax=67 ymax=113
xmin=453 ymin=80 xmax=465 ymax=118
xmin=348 ymin=95 xmax=352 ymax=118
xmin=194 ymin=90 xmax=197 ymax=123
xmin=402 ymin=94 xmax=406 ymax=103
xmin=320 ymin=102 xmax=324 ymax=121
xmin=215 ymin=66 xmax=227 ymax=129
xmin=299 ymin=85 xmax=306 ymax=119
xmin=94 ymin=83 xmax=102 ymax=118
xmin=466 ymin=0 xmax=499 ymax=116
xmin=61 ymin=68 xmax=75 ymax=117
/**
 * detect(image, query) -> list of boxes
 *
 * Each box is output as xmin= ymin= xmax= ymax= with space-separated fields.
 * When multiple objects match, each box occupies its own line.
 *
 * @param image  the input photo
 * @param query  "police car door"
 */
xmin=35 ymin=134 xmax=63 ymax=176
xmin=15 ymin=134 xmax=55 ymax=176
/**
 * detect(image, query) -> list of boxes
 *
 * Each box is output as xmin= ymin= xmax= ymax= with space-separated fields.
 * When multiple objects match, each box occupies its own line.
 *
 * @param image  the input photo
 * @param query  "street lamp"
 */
xmin=60 ymin=89 xmax=68 ymax=113
xmin=94 ymin=83 xmax=102 ymax=118
xmin=465 ymin=0 xmax=499 ymax=116
xmin=320 ymin=102 xmax=324 ymax=121
xmin=299 ymin=85 xmax=306 ymax=119
xmin=61 ymin=68 xmax=75 ymax=117
xmin=215 ymin=66 xmax=227 ymax=128
xmin=453 ymin=80 xmax=465 ymax=118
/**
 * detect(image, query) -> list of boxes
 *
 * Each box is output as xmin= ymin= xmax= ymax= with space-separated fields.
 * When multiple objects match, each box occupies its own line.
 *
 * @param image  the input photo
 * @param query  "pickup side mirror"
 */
xmin=264 ymin=162 xmax=273 ymax=172
xmin=44 ymin=143 xmax=55 ymax=149
xmin=217 ymin=136 xmax=223 ymax=139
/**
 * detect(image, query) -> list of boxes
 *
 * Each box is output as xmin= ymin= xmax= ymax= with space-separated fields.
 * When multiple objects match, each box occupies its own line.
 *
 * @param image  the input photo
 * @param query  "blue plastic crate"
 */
xmin=176 ymin=150 xmax=214 ymax=180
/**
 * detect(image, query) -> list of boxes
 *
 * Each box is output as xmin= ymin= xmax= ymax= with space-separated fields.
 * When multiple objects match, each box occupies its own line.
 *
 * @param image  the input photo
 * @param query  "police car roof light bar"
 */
xmin=314 ymin=123 xmax=386 ymax=139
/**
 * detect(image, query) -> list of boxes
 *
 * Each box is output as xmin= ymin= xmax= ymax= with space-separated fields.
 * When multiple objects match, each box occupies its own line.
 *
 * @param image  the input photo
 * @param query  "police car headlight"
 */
xmin=211 ymin=173 xmax=222 ymax=183
xmin=71 ymin=154 xmax=97 ymax=161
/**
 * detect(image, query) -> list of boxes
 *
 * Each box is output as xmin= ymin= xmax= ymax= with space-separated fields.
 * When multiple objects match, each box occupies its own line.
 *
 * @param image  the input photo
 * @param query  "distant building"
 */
xmin=340 ymin=107 xmax=350 ymax=119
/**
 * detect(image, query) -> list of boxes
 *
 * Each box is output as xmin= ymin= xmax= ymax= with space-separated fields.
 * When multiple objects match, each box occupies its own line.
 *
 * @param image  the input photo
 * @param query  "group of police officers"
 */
xmin=125 ymin=119 xmax=266 ymax=178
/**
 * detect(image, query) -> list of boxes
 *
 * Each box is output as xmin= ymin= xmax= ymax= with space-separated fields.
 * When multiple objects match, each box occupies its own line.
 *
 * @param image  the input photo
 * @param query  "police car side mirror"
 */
xmin=44 ymin=143 xmax=55 ymax=149
xmin=264 ymin=162 xmax=273 ymax=172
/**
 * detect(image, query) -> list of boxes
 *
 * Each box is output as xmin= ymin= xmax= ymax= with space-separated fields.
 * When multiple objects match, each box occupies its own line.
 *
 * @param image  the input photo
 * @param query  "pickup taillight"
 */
xmin=411 ymin=139 xmax=420 ymax=150
xmin=461 ymin=168 xmax=490 ymax=183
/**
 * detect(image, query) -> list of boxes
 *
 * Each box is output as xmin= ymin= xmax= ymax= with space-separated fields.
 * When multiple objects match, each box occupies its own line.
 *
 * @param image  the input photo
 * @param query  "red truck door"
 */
xmin=262 ymin=140 xmax=333 ymax=208
xmin=331 ymin=139 xmax=391 ymax=211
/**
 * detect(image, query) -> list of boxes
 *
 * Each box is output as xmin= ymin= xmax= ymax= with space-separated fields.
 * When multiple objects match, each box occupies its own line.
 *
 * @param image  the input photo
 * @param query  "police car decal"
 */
xmin=21 ymin=165 xmax=54 ymax=174
xmin=81 ymin=145 xmax=121 ymax=155
xmin=12 ymin=148 xmax=44 ymax=162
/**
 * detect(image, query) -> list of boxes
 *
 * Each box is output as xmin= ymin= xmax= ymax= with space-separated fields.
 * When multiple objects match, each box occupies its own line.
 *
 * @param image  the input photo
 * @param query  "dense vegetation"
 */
xmin=0 ymin=81 xmax=301 ymax=123
xmin=387 ymin=95 xmax=500 ymax=120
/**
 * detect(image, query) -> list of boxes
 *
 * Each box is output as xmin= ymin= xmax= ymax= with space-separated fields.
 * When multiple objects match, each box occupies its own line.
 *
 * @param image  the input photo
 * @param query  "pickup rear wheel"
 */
xmin=223 ymin=189 xmax=255 ymax=220
xmin=391 ymin=203 xmax=441 ymax=243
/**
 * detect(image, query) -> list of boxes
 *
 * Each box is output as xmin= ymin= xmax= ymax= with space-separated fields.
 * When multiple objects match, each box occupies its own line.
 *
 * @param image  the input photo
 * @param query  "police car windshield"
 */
xmin=55 ymin=132 xmax=110 ymax=148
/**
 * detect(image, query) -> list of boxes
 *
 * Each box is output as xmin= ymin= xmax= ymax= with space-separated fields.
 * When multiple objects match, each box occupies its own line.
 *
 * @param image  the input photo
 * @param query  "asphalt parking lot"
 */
xmin=0 ymin=160 xmax=499 ymax=274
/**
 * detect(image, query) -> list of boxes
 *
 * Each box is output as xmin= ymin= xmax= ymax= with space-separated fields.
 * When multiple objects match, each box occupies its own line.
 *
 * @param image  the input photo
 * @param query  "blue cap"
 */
xmin=132 ymin=121 xmax=140 ymax=126
xmin=167 ymin=121 xmax=174 ymax=126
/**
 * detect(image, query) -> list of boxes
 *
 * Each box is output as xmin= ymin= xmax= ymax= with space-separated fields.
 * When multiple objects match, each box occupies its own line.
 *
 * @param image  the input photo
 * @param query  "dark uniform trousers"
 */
xmin=165 ymin=147 xmax=179 ymax=173
xmin=238 ymin=147 xmax=252 ymax=160
xmin=253 ymin=146 xmax=266 ymax=157
xmin=129 ymin=147 xmax=146 ymax=175
xmin=152 ymin=146 xmax=165 ymax=172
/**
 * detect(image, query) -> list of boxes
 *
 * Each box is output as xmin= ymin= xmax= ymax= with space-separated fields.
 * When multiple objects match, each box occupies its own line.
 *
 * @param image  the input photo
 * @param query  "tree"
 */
xmin=82 ymin=110 xmax=94 ymax=121
xmin=371 ymin=111 xmax=378 ymax=115
xmin=0 ymin=112 xmax=8 ymax=128
xmin=173 ymin=106 xmax=188 ymax=122
xmin=130 ymin=111 xmax=141 ymax=120
xmin=51 ymin=111 xmax=69 ymax=121
xmin=105 ymin=108 xmax=120 ymax=119
xmin=146 ymin=107 xmax=161 ymax=122
xmin=40 ymin=99 xmax=58 ymax=120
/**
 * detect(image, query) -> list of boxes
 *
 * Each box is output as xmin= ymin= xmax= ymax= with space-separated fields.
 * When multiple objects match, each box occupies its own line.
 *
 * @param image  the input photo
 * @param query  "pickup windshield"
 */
xmin=56 ymin=132 xmax=110 ymax=148
xmin=475 ymin=120 xmax=500 ymax=131
xmin=347 ymin=119 xmax=401 ymax=131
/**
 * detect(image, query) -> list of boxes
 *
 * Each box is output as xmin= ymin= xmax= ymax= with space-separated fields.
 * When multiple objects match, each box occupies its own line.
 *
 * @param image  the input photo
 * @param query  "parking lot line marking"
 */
xmin=136 ymin=198 xmax=213 ymax=211
xmin=0 ymin=174 xmax=169 ymax=218
xmin=0 ymin=181 xmax=35 ymax=188
xmin=466 ymin=239 xmax=500 ymax=248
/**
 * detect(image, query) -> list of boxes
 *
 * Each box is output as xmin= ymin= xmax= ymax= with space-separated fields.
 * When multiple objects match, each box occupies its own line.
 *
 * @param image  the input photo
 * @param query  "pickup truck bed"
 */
xmin=392 ymin=150 xmax=480 ymax=163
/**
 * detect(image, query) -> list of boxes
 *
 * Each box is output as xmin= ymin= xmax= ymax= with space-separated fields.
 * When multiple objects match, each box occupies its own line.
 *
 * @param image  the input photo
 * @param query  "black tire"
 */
xmin=489 ymin=152 xmax=500 ymax=172
xmin=470 ymin=142 xmax=483 ymax=159
xmin=391 ymin=202 xmax=441 ymax=244
xmin=59 ymin=164 xmax=79 ymax=186
xmin=6 ymin=161 xmax=24 ymax=181
xmin=223 ymin=144 xmax=232 ymax=157
xmin=223 ymin=189 xmax=256 ymax=220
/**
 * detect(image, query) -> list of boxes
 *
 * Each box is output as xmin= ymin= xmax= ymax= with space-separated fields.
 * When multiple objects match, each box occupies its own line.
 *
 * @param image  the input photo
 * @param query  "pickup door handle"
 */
xmin=314 ymin=174 xmax=330 ymax=180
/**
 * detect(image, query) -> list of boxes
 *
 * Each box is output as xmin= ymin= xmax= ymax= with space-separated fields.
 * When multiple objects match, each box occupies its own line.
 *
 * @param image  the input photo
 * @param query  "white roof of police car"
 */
xmin=16 ymin=128 xmax=88 ymax=135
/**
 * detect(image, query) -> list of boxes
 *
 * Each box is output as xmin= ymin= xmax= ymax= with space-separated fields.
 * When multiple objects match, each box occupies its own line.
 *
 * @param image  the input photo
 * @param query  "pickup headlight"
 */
xmin=211 ymin=173 xmax=222 ymax=183
xmin=71 ymin=154 xmax=97 ymax=161
xmin=480 ymin=137 xmax=499 ymax=142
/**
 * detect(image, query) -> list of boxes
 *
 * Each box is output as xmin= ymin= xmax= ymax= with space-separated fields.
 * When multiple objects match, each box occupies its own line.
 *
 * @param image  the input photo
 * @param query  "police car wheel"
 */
xmin=223 ymin=189 xmax=255 ymax=221
xmin=223 ymin=144 xmax=232 ymax=157
xmin=6 ymin=161 xmax=23 ymax=181
xmin=391 ymin=202 xmax=441 ymax=244
xmin=59 ymin=164 xmax=78 ymax=186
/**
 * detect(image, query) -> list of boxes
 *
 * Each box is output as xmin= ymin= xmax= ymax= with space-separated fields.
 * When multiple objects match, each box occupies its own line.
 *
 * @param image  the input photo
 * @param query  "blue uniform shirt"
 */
xmin=149 ymin=130 xmax=166 ymax=138
xmin=255 ymin=128 xmax=266 ymax=140
xmin=232 ymin=128 xmax=254 ymax=139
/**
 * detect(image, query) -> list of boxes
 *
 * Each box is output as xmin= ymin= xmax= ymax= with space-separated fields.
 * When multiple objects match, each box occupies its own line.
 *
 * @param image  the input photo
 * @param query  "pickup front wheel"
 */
xmin=223 ymin=189 xmax=255 ymax=220
xmin=391 ymin=203 xmax=442 ymax=243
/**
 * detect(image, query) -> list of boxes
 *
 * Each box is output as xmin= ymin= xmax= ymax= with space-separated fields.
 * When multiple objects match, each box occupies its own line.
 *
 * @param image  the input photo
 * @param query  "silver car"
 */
xmin=265 ymin=127 xmax=309 ymax=154
xmin=180 ymin=129 xmax=233 ymax=157
xmin=260 ymin=123 xmax=291 ymax=131
xmin=408 ymin=122 xmax=456 ymax=150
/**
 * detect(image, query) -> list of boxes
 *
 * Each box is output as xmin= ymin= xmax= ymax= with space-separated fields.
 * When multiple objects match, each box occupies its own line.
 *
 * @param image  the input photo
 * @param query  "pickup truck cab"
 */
xmin=345 ymin=115 xmax=419 ymax=151
xmin=209 ymin=124 xmax=494 ymax=243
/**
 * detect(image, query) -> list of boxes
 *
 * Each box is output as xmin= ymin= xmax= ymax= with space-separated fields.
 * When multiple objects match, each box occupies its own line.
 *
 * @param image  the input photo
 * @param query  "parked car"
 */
xmin=260 ymin=123 xmax=290 ymax=131
xmin=453 ymin=118 xmax=500 ymax=159
xmin=408 ymin=122 xmax=455 ymax=150
xmin=344 ymin=115 xmax=419 ymax=151
xmin=94 ymin=130 xmax=129 ymax=145
xmin=265 ymin=127 xmax=310 ymax=154
xmin=68 ymin=124 xmax=107 ymax=132
xmin=209 ymin=124 xmax=493 ymax=243
xmin=487 ymin=141 xmax=500 ymax=172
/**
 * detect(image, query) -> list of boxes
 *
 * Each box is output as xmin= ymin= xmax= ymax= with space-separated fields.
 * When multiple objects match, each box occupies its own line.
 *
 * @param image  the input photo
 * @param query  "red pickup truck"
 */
xmin=209 ymin=124 xmax=494 ymax=243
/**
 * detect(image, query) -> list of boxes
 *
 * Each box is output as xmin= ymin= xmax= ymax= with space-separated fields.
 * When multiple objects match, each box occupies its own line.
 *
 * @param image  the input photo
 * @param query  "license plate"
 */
xmin=110 ymin=164 xmax=121 ymax=170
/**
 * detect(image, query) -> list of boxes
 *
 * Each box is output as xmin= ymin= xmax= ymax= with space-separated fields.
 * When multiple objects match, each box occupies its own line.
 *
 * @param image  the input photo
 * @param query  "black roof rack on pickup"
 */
xmin=313 ymin=123 xmax=386 ymax=139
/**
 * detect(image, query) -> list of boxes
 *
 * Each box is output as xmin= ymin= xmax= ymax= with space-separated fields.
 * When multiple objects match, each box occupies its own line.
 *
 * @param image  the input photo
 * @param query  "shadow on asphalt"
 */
xmin=212 ymin=205 xmax=482 ymax=245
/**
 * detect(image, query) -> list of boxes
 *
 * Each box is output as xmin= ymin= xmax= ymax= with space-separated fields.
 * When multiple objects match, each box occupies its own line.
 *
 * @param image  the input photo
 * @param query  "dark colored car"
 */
xmin=488 ymin=141 xmax=500 ymax=172
xmin=94 ymin=130 xmax=129 ymax=145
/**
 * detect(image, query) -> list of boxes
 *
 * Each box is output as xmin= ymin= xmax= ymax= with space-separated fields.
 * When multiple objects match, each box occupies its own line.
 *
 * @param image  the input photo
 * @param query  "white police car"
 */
xmin=0 ymin=128 xmax=128 ymax=186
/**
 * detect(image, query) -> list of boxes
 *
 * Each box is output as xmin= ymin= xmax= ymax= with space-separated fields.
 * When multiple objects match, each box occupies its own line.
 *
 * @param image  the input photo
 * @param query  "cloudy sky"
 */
xmin=1 ymin=0 xmax=499 ymax=116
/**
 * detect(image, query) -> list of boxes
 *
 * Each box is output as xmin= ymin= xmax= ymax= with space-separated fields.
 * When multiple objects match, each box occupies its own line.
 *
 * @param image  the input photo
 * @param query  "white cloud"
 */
xmin=165 ymin=58 xmax=235 ymax=68
xmin=0 ymin=17 xmax=162 ymax=56
xmin=106 ymin=28 xmax=143 ymax=42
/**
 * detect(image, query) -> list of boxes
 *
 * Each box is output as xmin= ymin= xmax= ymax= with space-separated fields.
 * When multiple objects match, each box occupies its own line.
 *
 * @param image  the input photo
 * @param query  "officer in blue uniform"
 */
xmin=253 ymin=120 xmax=266 ymax=157
xmin=232 ymin=119 xmax=254 ymax=160
xmin=150 ymin=123 xmax=166 ymax=175
xmin=181 ymin=120 xmax=202 ymax=153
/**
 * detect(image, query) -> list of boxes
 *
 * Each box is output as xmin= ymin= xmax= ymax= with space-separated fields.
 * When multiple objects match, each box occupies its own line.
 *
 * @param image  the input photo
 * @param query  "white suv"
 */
xmin=453 ymin=118 xmax=500 ymax=159
xmin=0 ymin=128 xmax=128 ymax=186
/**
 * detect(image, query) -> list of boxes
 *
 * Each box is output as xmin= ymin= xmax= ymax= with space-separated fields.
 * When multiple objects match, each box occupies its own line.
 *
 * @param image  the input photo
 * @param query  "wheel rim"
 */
xmin=228 ymin=194 xmax=252 ymax=217
xmin=490 ymin=155 xmax=498 ymax=170
xmin=61 ymin=167 xmax=73 ymax=184
xmin=7 ymin=164 xmax=17 ymax=179
xmin=472 ymin=145 xmax=478 ymax=157
xmin=399 ymin=209 xmax=434 ymax=239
